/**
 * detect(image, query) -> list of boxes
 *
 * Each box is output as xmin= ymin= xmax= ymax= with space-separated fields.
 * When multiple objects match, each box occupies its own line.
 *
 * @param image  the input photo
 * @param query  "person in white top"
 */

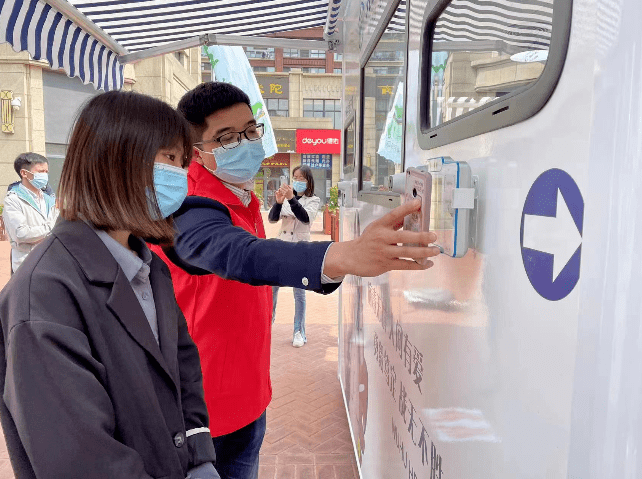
xmin=269 ymin=165 xmax=321 ymax=347
xmin=3 ymin=152 xmax=58 ymax=273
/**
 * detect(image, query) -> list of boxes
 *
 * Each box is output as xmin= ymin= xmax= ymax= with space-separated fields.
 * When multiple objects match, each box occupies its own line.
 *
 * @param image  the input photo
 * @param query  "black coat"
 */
xmin=0 ymin=220 xmax=216 ymax=478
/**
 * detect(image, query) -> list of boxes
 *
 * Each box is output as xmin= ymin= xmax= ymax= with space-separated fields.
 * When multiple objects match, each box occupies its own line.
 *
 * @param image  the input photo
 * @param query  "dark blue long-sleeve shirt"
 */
xmin=168 ymin=196 xmax=340 ymax=294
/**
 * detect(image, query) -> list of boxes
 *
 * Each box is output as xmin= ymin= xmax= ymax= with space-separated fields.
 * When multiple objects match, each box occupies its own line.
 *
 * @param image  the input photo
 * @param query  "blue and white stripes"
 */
xmin=325 ymin=0 xmax=342 ymax=37
xmin=0 ymin=0 xmax=123 ymax=91
xmin=435 ymin=0 xmax=555 ymax=51
xmin=70 ymin=0 xmax=330 ymax=53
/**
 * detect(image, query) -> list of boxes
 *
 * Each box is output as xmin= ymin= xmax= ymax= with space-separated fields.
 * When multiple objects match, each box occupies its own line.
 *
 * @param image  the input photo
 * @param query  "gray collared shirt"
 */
xmin=94 ymin=229 xmax=159 ymax=344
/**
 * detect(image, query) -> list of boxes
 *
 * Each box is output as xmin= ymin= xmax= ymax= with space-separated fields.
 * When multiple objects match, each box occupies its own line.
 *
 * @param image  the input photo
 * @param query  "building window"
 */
xmin=302 ymin=67 xmax=326 ymax=74
xmin=283 ymin=49 xmax=325 ymax=58
xmin=201 ymin=61 xmax=212 ymax=83
xmin=244 ymin=47 xmax=275 ymax=59
xmin=334 ymin=52 xmax=343 ymax=62
xmin=371 ymin=50 xmax=404 ymax=62
xmin=372 ymin=66 xmax=401 ymax=75
xmin=334 ymin=68 xmax=342 ymax=74
xmin=308 ymin=49 xmax=326 ymax=58
xmin=267 ymin=98 xmax=289 ymax=117
xmin=174 ymin=51 xmax=186 ymax=66
xmin=253 ymin=66 xmax=276 ymax=73
xmin=303 ymin=99 xmax=341 ymax=129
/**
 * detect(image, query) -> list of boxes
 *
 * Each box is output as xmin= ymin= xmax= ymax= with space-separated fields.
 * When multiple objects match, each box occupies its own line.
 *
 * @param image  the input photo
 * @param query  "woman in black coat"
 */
xmin=0 ymin=91 xmax=219 ymax=479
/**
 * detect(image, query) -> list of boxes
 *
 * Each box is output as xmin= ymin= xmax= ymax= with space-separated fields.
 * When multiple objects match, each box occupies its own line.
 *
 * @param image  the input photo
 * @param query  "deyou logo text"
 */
xmin=301 ymin=137 xmax=340 ymax=145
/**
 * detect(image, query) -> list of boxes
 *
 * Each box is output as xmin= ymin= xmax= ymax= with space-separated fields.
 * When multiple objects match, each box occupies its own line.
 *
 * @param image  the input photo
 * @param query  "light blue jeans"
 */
xmin=272 ymin=286 xmax=307 ymax=342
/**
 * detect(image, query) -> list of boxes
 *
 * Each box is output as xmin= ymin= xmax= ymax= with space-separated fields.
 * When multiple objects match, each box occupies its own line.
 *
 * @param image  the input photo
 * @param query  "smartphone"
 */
xmin=279 ymin=176 xmax=287 ymax=187
xmin=403 ymin=167 xmax=433 ymax=265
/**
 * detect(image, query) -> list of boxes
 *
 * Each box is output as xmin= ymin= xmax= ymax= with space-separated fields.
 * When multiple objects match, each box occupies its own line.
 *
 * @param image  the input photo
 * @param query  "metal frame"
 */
xmin=417 ymin=0 xmax=573 ymax=150
xmin=120 ymin=33 xmax=332 ymax=64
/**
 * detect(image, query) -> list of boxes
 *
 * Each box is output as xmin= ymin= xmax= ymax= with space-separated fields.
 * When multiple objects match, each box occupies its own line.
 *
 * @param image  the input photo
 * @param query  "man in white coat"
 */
xmin=3 ymin=153 xmax=58 ymax=273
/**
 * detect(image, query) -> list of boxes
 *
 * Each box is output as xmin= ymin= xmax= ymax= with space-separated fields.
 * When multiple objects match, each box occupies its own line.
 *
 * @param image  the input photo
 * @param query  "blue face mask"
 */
xmin=24 ymin=171 xmax=48 ymax=190
xmin=149 ymin=163 xmax=188 ymax=218
xmin=292 ymin=180 xmax=308 ymax=194
xmin=211 ymin=139 xmax=266 ymax=184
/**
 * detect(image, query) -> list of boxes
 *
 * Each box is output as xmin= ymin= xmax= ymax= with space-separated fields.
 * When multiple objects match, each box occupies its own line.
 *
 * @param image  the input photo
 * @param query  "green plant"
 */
xmin=327 ymin=185 xmax=339 ymax=213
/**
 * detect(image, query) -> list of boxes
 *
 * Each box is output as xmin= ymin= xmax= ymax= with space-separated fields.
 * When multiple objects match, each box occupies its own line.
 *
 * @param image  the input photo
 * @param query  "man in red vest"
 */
xmin=152 ymin=82 xmax=439 ymax=479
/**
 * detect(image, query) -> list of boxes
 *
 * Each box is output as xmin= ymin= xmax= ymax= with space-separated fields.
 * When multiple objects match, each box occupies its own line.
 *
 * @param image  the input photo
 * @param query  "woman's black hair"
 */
xmin=292 ymin=165 xmax=315 ymax=197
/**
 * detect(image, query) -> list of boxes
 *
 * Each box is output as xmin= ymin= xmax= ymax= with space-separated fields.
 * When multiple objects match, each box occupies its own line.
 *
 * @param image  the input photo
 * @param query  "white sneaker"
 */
xmin=292 ymin=331 xmax=304 ymax=348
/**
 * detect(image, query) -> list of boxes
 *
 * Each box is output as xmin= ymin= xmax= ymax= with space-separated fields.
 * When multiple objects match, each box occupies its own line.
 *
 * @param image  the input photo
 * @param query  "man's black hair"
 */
xmin=14 ymin=152 xmax=48 ymax=177
xmin=177 ymin=82 xmax=252 ymax=138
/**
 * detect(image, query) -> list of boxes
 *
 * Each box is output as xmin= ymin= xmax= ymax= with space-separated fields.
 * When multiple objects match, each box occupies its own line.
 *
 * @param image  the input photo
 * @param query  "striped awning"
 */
xmin=0 ymin=0 xmax=125 ymax=91
xmin=69 ymin=0 xmax=330 ymax=53
xmin=324 ymin=0 xmax=342 ymax=38
xmin=434 ymin=0 xmax=554 ymax=52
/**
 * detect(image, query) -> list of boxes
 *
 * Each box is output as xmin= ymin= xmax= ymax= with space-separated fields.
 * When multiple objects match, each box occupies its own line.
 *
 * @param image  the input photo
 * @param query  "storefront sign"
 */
xmin=296 ymin=129 xmax=341 ymax=154
xmin=262 ymin=154 xmax=290 ymax=168
xmin=275 ymin=130 xmax=296 ymax=153
xmin=302 ymin=154 xmax=332 ymax=169
xmin=256 ymin=76 xmax=289 ymax=98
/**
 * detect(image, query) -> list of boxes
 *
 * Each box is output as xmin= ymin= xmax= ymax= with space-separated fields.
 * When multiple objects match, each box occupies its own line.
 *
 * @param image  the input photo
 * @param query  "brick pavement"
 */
xmin=261 ymin=212 xmax=359 ymax=479
xmin=0 ymin=211 xmax=359 ymax=479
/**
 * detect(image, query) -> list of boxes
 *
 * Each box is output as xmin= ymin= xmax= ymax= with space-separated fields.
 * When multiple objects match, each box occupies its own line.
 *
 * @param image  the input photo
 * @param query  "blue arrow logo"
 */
xmin=520 ymin=169 xmax=584 ymax=301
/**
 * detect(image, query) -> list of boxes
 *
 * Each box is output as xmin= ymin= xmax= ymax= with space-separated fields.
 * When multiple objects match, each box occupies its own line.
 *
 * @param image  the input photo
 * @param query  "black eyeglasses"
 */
xmin=195 ymin=123 xmax=265 ymax=150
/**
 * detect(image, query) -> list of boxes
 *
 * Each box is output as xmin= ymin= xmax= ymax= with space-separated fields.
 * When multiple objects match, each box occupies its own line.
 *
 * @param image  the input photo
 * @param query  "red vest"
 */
xmin=152 ymin=163 xmax=272 ymax=437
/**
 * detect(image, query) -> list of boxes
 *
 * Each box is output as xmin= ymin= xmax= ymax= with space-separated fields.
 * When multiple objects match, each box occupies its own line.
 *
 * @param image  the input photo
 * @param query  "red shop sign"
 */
xmin=296 ymin=129 xmax=341 ymax=154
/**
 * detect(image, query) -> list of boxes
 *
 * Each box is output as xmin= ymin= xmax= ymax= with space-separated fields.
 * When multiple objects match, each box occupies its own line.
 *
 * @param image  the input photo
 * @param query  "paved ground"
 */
xmin=0 ymin=212 xmax=358 ymax=479
xmin=261 ymin=213 xmax=359 ymax=479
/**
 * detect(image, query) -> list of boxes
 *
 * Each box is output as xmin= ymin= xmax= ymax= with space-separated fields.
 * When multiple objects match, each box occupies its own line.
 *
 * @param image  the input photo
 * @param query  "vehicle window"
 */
xmin=361 ymin=1 xmax=406 ymax=191
xmin=429 ymin=0 xmax=553 ymax=127
xmin=419 ymin=0 xmax=569 ymax=149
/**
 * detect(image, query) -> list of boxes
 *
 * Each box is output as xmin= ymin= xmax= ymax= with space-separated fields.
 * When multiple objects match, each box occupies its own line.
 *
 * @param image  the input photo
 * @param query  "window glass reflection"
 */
xmin=429 ymin=0 xmax=553 ymax=127
xmin=362 ymin=2 xmax=406 ymax=190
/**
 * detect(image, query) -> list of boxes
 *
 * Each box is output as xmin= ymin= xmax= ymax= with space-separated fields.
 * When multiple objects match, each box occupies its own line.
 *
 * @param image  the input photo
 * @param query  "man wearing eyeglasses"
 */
xmin=151 ymin=82 xmax=439 ymax=479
